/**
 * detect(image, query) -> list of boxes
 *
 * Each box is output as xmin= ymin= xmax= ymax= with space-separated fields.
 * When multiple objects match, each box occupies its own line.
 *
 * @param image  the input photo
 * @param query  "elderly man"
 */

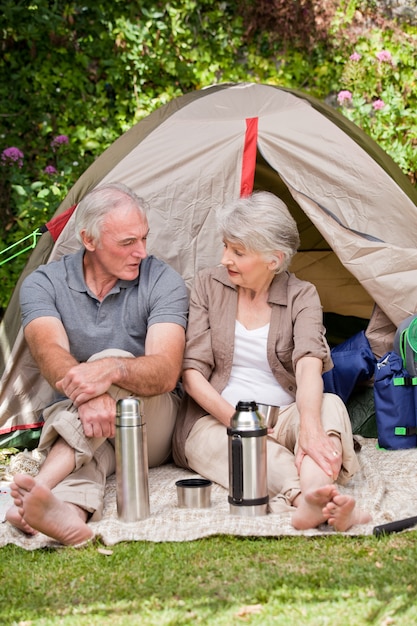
xmin=7 ymin=182 xmax=188 ymax=545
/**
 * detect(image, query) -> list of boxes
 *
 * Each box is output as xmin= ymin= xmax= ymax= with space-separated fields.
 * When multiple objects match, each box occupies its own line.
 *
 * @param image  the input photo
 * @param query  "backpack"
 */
xmin=394 ymin=314 xmax=417 ymax=376
xmin=323 ymin=330 xmax=376 ymax=404
xmin=373 ymin=351 xmax=417 ymax=449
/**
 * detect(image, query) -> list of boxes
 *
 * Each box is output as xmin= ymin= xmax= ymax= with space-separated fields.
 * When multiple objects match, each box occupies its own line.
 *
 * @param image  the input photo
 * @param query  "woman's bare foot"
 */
xmin=10 ymin=473 xmax=94 ymax=546
xmin=291 ymin=484 xmax=338 ymax=530
xmin=323 ymin=493 xmax=372 ymax=531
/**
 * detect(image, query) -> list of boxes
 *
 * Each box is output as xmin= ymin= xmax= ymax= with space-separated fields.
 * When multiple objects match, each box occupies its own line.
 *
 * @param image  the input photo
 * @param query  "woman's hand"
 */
xmin=296 ymin=425 xmax=342 ymax=480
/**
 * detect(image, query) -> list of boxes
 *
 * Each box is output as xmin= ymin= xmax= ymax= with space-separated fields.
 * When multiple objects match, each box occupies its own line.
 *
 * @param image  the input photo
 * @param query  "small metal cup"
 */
xmin=257 ymin=403 xmax=280 ymax=429
xmin=176 ymin=478 xmax=212 ymax=508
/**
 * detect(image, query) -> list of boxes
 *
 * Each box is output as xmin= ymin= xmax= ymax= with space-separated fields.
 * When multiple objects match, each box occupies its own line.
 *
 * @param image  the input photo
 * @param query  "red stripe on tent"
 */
xmin=45 ymin=204 xmax=77 ymax=241
xmin=0 ymin=422 xmax=43 ymax=436
xmin=240 ymin=117 xmax=258 ymax=197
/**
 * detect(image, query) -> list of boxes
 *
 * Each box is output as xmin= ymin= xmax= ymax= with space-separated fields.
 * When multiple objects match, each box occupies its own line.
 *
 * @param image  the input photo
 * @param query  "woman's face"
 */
xmin=221 ymin=239 xmax=277 ymax=290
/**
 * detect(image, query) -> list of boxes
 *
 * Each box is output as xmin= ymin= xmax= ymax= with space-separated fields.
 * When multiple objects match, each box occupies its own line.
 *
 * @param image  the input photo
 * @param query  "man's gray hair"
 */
xmin=74 ymin=182 xmax=149 ymax=245
xmin=216 ymin=191 xmax=300 ymax=273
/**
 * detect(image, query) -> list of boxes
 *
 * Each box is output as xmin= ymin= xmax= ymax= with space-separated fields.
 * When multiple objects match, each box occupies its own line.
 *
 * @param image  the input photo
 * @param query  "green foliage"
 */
xmin=0 ymin=0 xmax=416 ymax=312
xmin=335 ymin=26 xmax=417 ymax=184
xmin=0 ymin=136 xmax=83 ymax=309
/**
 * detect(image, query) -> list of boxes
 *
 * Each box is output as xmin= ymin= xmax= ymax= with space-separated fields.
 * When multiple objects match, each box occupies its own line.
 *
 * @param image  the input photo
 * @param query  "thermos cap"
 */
xmin=230 ymin=400 xmax=266 ymax=431
xmin=115 ymin=397 xmax=144 ymax=427
xmin=235 ymin=400 xmax=258 ymax=411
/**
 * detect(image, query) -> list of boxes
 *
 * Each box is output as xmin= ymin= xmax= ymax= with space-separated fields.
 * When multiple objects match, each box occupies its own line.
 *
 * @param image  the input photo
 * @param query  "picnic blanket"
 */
xmin=1 ymin=437 xmax=417 ymax=550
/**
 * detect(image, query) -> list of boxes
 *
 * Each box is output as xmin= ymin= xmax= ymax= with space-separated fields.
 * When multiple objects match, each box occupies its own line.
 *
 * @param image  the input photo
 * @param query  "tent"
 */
xmin=1 ymin=81 xmax=417 ymax=447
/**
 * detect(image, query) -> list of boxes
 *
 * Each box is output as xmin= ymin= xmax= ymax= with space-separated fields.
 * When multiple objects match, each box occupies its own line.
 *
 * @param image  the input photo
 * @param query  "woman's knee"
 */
xmin=321 ymin=393 xmax=351 ymax=433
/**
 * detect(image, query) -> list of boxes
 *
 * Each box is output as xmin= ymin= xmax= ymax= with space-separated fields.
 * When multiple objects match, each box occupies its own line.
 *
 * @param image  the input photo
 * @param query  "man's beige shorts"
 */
xmin=37 ymin=349 xmax=180 ymax=520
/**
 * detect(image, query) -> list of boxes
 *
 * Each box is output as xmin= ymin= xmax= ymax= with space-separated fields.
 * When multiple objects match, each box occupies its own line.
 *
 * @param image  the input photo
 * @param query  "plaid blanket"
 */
xmin=1 ymin=438 xmax=417 ymax=549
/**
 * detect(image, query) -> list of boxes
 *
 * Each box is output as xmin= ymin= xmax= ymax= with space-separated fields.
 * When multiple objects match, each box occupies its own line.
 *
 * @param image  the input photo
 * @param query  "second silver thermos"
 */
xmin=115 ymin=397 xmax=150 ymax=522
xmin=228 ymin=400 xmax=268 ymax=516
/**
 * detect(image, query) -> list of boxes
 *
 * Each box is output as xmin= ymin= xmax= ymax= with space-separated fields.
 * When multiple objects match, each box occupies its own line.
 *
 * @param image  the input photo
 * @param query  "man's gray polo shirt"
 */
xmin=20 ymin=249 xmax=188 ymax=363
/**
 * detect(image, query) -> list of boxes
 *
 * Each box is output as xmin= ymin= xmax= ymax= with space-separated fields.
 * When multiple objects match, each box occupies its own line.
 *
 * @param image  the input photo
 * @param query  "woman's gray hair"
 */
xmin=216 ymin=191 xmax=300 ymax=273
xmin=74 ymin=182 xmax=149 ymax=245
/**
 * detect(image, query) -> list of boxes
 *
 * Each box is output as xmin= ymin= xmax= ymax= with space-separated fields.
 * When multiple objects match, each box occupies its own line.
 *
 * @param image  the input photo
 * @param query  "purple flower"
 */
xmin=337 ymin=90 xmax=353 ymax=105
xmin=376 ymin=50 xmax=392 ymax=63
xmin=51 ymin=134 xmax=69 ymax=150
xmin=1 ymin=146 xmax=24 ymax=168
xmin=44 ymin=165 xmax=58 ymax=175
xmin=349 ymin=52 xmax=361 ymax=62
xmin=372 ymin=99 xmax=385 ymax=110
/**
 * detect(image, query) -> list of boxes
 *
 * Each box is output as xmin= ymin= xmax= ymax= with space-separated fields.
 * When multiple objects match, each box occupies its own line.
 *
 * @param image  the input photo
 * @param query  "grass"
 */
xmin=1 ymin=532 xmax=417 ymax=625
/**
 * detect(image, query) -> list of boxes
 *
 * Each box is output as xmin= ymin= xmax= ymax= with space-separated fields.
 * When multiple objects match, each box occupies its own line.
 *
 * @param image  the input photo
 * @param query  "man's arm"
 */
xmin=56 ymin=322 xmax=186 ymax=407
xmin=24 ymin=316 xmax=117 ymax=438
xmin=24 ymin=316 xmax=79 ymax=388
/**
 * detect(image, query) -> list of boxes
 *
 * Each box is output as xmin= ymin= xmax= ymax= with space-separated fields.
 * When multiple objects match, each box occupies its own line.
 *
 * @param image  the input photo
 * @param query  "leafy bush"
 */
xmin=0 ymin=135 xmax=81 ymax=308
xmin=333 ymin=20 xmax=417 ymax=184
xmin=240 ymin=0 xmax=339 ymax=51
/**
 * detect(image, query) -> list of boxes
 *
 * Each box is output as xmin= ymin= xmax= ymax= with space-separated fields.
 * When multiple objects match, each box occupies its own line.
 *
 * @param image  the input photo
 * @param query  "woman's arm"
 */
xmin=182 ymin=368 xmax=235 ymax=427
xmin=295 ymin=355 xmax=341 ymax=480
xmin=181 ymin=268 xmax=236 ymax=427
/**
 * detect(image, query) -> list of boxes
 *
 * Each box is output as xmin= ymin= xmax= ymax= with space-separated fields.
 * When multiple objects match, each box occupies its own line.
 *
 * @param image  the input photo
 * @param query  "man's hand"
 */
xmin=78 ymin=393 xmax=117 ymax=438
xmin=56 ymin=358 xmax=122 ymax=407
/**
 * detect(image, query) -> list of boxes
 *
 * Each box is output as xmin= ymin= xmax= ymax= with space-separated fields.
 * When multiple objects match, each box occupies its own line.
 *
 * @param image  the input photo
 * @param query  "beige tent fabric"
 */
xmin=290 ymin=251 xmax=374 ymax=319
xmin=2 ymin=82 xmax=417 ymax=437
xmin=1 ymin=438 xmax=417 ymax=549
xmin=35 ymin=84 xmax=417 ymax=319
xmin=289 ymin=192 xmax=417 ymax=326
xmin=365 ymin=305 xmax=397 ymax=359
xmin=0 ymin=327 xmax=60 ymax=433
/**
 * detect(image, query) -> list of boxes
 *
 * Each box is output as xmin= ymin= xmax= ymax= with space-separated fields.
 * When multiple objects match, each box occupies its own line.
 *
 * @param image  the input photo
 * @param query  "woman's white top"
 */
xmin=220 ymin=321 xmax=295 ymax=408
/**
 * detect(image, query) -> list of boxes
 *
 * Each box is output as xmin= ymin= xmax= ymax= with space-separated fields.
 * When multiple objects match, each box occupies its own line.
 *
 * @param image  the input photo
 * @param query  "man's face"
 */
xmin=88 ymin=206 xmax=149 ymax=281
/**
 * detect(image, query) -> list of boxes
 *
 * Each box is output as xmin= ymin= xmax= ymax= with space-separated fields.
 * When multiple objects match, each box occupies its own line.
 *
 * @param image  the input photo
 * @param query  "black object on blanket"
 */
xmin=373 ymin=515 xmax=417 ymax=536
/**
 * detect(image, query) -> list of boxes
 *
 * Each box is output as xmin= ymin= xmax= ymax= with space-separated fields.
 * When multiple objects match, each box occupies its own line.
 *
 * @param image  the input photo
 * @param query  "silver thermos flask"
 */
xmin=228 ymin=400 xmax=268 ymax=516
xmin=115 ymin=397 xmax=150 ymax=522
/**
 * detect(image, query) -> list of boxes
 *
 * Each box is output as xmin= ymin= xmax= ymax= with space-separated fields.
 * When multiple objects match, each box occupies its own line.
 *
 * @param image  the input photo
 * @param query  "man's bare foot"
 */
xmin=11 ymin=473 xmax=94 ymax=546
xmin=6 ymin=503 xmax=38 ymax=536
xmin=291 ymin=484 xmax=338 ymax=530
xmin=6 ymin=480 xmax=38 ymax=535
xmin=323 ymin=493 xmax=372 ymax=531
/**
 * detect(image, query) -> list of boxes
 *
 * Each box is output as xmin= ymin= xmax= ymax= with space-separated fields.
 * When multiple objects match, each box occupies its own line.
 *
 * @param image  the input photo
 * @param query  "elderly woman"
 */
xmin=173 ymin=191 xmax=370 ymax=530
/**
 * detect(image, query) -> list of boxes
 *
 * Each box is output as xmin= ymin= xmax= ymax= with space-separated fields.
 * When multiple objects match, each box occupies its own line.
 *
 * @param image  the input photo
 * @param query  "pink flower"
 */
xmin=349 ymin=52 xmax=361 ymax=61
xmin=376 ymin=50 xmax=392 ymax=63
xmin=51 ymin=134 xmax=69 ymax=150
xmin=44 ymin=165 xmax=58 ymax=175
xmin=1 ymin=146 xmax=24 ymax=168
xmin=337 ymin=90 xmax=353 ymax=105
xmin=372 ymin=99 xmax=385 ymax=110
